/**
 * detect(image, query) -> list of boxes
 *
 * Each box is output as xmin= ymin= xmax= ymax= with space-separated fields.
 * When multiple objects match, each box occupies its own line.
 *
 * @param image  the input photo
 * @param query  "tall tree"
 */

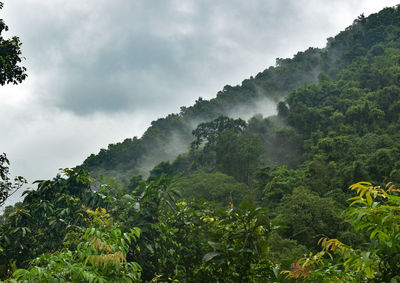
xmin=191 ymin=116 xmax=246 ymax=149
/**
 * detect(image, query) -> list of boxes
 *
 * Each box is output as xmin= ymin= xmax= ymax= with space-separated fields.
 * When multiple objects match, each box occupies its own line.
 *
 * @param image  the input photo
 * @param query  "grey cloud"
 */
xmin=6 ymin=0 xmax=388 ymax=115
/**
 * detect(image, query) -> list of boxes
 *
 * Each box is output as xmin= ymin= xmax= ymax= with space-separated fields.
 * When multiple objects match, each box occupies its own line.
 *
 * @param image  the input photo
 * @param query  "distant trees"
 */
xmin=169 ymin=171 xmax=254 ymax=206
xmin=254 ymin=165 xmax=303 ymax=210
xmin=187 ymin=116 xmax=263 ymax=184
xmin=191 ymin=116 xmax=246 ymax=149
xmin=279 ymin=186 xmax=343 ymax=249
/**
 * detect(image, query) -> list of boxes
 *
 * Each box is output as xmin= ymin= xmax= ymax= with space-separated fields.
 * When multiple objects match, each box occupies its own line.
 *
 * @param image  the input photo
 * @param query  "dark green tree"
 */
xmin=169 ymin=171 xmax=254 ymax=207
xmin=0 ymin=2 xmax=27 ymax=85
xmin=214 ymin=130 xmax=262 ymax=184
xmin=277 ymin=101 xmax=289 ymax=118
xmin=191 ymin=116 xmax=246 ymax=149
xmin=279 ymin=187 xmax=343 ymax=249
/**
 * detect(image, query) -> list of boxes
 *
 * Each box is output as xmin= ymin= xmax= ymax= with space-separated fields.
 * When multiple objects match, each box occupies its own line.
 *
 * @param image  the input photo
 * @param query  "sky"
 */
xmin=1 ymin=0 xmax=399 ymax=206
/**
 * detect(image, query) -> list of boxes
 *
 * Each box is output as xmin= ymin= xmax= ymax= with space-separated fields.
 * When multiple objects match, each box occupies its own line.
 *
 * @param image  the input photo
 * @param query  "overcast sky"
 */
xmin=1 ymin=0 xmax=399 ymax=205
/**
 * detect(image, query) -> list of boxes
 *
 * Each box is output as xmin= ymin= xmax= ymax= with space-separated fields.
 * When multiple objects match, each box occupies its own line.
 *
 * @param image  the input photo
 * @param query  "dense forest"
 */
xmin=2 ymin=3 xmax=400 ymax=282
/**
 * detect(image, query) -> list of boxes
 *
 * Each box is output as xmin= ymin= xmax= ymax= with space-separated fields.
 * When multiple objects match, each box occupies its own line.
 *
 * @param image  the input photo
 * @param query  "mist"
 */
xmin=2 ymin=1 xmax=399 ymax=207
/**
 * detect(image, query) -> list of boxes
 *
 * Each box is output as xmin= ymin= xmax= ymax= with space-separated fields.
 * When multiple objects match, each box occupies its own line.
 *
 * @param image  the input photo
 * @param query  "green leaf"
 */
xmin=145 ymin=243 xmax=154 ymax=253
xmin=131 ymin=227 xmax=141 ymax=239
xmin=203 ymin=251 xmax=220 ymax=262
xmin=207 ymin=241 xmax=219 ymax=250
xmin=370 ymin=229 xmax=380 ymax=240
xmin=12 ymin=269 xmax=28 ymax=279
xmin=366 ymin=192 xmax=373 ymax=206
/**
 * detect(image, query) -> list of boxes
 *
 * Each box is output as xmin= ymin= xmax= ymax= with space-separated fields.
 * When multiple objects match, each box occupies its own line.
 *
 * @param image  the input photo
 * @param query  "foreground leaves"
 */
xmin=8 ymin=207 xmax=141 ymax=282
xmin=283 ymin=182 xmax=400 ymax=282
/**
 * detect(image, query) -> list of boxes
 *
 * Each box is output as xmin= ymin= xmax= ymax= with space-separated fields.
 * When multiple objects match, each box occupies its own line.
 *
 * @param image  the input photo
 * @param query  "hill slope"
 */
xmin=3 ymin=6 xmax=400 ymax=282
xmin=81 ymin=7 xmax=400 ymax=186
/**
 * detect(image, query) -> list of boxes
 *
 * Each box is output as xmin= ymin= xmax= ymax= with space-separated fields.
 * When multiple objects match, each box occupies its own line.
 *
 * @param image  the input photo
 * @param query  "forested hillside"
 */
xmin=2 ymin=5 xmax=400 ymax=282
xmin=82 ymin=7 xmax=400 ymax=186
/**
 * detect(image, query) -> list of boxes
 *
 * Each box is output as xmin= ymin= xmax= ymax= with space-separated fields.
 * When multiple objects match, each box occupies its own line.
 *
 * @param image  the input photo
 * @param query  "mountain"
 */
xmin=81 ymin=7 xmax=400 ymax=187
xmin=78 ymin=5 xmax=400 ymax=249
xmin=3 ymin=5 xmax=400 ymax=282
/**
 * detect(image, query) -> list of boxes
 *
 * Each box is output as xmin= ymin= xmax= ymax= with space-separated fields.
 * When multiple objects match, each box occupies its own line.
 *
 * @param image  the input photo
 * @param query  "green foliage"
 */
xmin=148 ymin=161 xmax=174 ymax=181
xmin=9 ymin=207 xmax=141 ymax=282
xmin=268 ymin=233 xmax=308 ymax=268
xmin=284 ymin=182 xmax=400 ymax=282
xmin=75 ymin=173 xmax=280 ymax=282
xmin=246 ymin=115 xmax=304 ymax=169
xmin=169 ymin=171 xmax=254 ymax=207
xmin=279 ymin=187 xmax=343 ymax=249
xmin=254 ymin=166 xmax=304 ymax=210
xmin=214 ymin=130 xmax=262 ymax=184
xmin=6 ymin=5 xmax=400 ymax=282
xmin=304 ymin=155 xmax=342 ymax=196
xmin=0 ymin=168 xmax=93 ymax=278
xmin=143 ymin=200 xmax=212 ymax=281
xmin=197 ymin=201 xmax=280 ymax=282
xmin=175 ymin=116 xmax=263 ymax=185
xmin=82 ymin=114 xmax=193 ymax=179
xmin=345 ymin=182 xmax=400 ymax=280
xmin=191 ymin=115 xmax=246 ymax=149
xmin=277 ymin=101 xmax=289 ymax=118
xmin=0 ymin=2 xmax=27 ymax=85
xmin=81 ymin=6 xmax=400 ymax=196
xmin=0 ymin=153 xmax=26 ymax=207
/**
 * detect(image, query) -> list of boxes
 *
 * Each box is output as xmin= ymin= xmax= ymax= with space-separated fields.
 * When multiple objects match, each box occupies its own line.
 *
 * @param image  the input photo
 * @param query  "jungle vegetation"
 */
xmin=2 ymin=4 xmax=400 ymax=282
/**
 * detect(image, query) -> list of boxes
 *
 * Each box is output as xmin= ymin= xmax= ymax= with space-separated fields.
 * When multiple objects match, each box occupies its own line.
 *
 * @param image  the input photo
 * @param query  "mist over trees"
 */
xmin=2 ymin=4 xmax=400 ymax=282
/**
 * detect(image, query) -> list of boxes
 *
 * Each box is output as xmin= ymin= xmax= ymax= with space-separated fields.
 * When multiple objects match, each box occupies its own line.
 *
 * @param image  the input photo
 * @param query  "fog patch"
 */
xmin=137 ymin=127 xmax=194 ymax=177
xmin=228 ymin=97 xmax=277 ymax=121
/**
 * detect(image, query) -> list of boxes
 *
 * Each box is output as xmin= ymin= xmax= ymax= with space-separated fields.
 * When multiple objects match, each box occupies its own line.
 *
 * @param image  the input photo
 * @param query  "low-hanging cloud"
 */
xmin=1 ymin=0 xmax=399 ymax=207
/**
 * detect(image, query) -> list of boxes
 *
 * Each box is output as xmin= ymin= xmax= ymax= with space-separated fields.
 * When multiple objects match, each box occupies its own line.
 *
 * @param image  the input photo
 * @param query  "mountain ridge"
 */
xmin=81 ymin=5 xmax=400 ymax=183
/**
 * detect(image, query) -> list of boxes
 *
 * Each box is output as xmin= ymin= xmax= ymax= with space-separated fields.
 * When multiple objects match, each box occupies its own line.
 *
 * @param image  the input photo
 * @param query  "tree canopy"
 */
xmin=4 ymin=5 xmax=400 ymax=282
xmin=0 ymin=1 xmax=27 ymax=86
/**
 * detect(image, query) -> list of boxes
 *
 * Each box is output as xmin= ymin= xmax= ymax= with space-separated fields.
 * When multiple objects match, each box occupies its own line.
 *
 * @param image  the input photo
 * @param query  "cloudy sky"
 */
xmin=1 ymin=0 xmax=399 ymax=205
